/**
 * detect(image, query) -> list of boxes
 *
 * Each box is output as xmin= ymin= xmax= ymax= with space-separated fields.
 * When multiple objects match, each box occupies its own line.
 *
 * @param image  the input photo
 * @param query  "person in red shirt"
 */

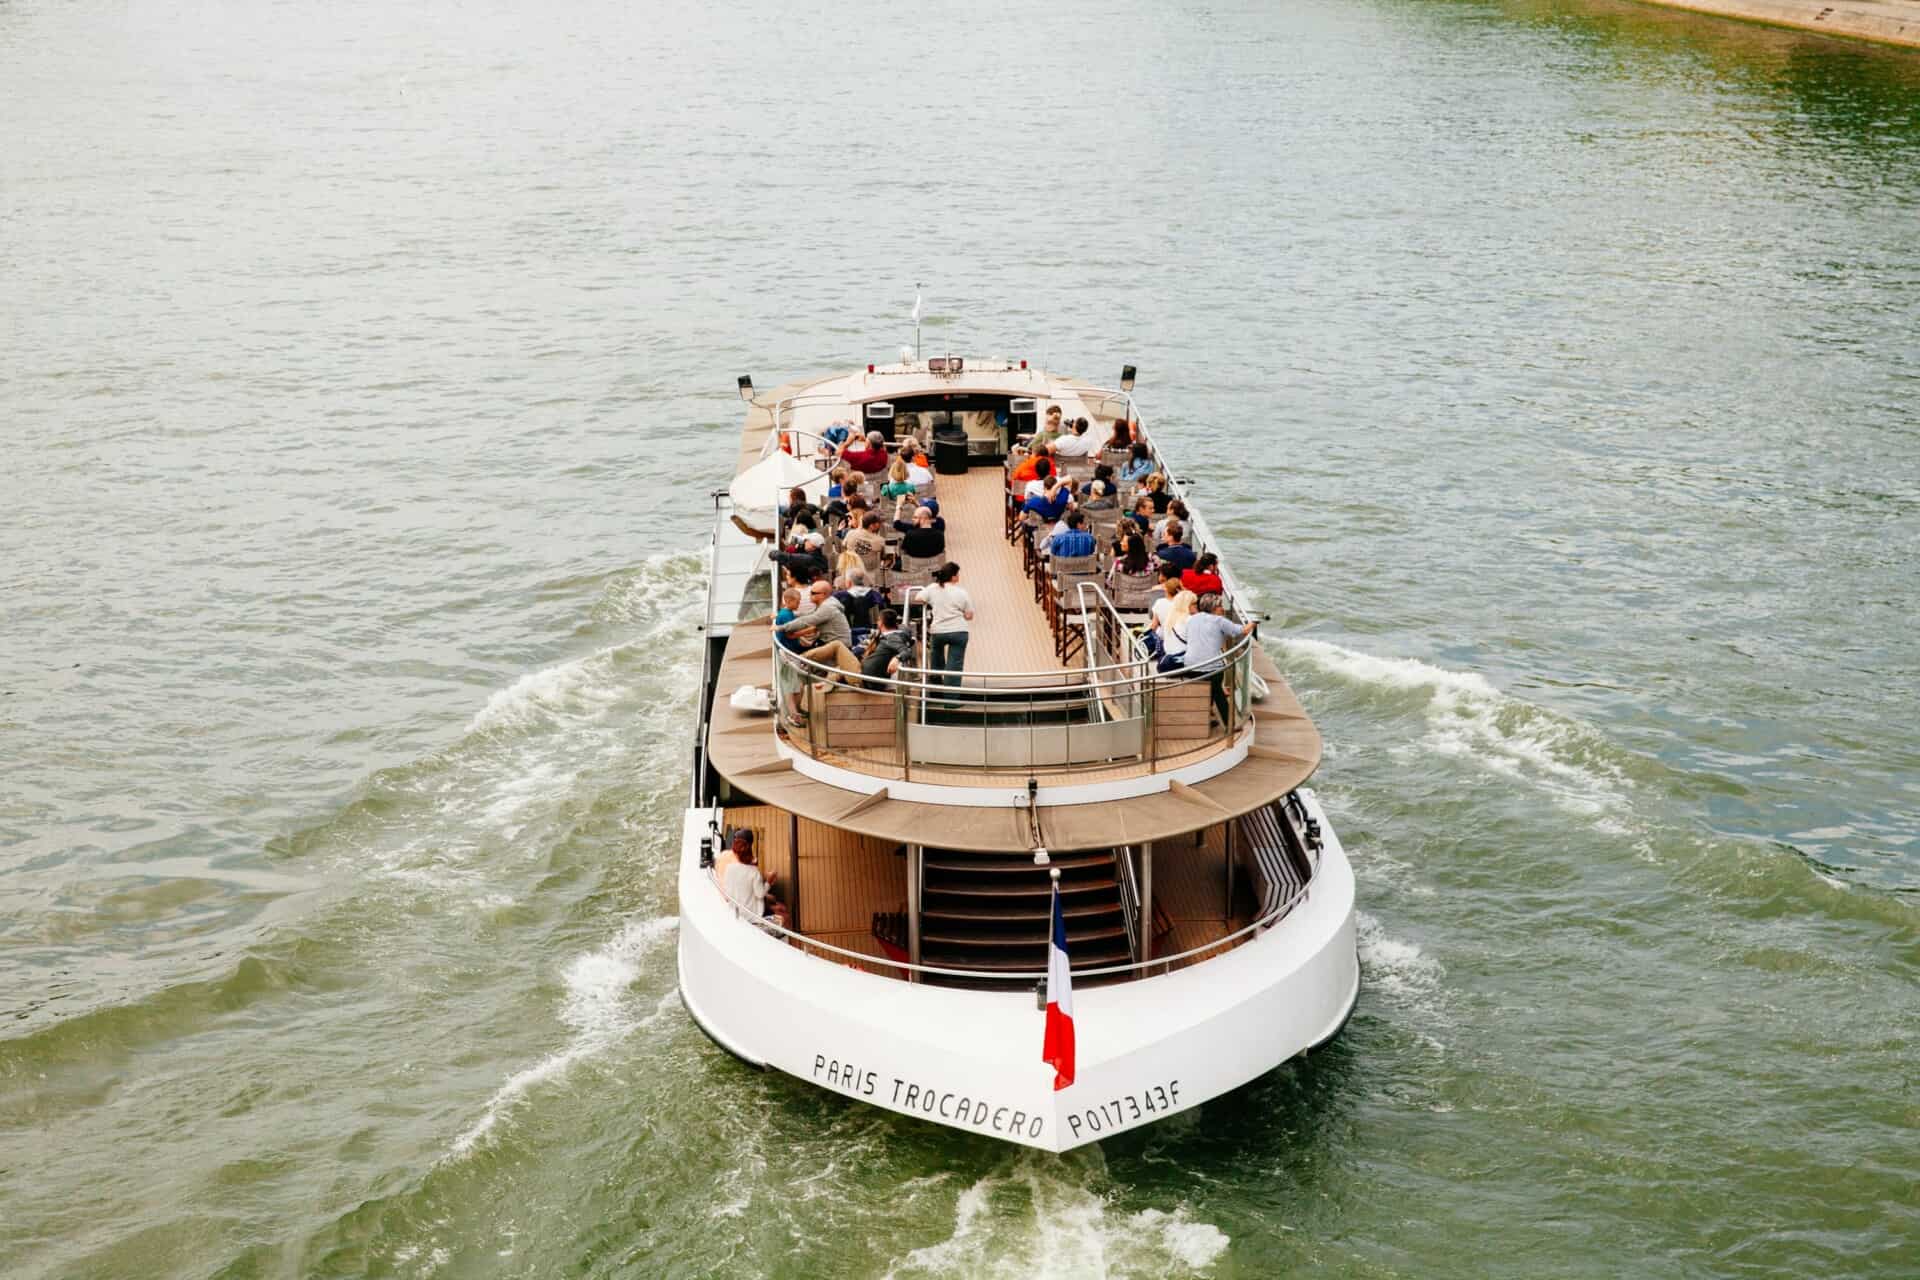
xmin=841 ymin=430 xmax=891 ymax=474
xmin=1181 ymin=551 xmax=1224 ymax=596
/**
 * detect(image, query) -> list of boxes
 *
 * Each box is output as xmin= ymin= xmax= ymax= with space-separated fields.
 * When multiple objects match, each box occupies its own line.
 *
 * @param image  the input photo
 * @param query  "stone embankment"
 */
xmin=1636 ymin=0 xmax=1920 ymax=48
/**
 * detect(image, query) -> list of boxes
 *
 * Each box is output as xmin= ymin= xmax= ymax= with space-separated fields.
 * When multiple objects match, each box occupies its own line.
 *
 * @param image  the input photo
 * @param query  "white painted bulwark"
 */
xmin=676 ymin=799 xmax=1359 ymax=1152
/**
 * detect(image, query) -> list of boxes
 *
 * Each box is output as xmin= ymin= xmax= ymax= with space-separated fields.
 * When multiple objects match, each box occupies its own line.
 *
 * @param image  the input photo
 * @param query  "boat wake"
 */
xmin=1274 ymin=637 xmax=1631 ymax=822
xmin=446 ymin=914 xmax=681 ymax=1160
xmin=883 ymin=1160 xmax=1229 ymax=1279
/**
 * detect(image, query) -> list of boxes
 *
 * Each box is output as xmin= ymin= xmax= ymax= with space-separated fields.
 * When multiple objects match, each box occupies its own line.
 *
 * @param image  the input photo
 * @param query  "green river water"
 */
xmin=3 ymin=0 xmax=1917 ymax=1275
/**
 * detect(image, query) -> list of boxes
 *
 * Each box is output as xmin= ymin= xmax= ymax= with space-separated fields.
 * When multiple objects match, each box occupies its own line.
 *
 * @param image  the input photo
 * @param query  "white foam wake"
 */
xmin=885 ymin=1163 xmax=1229 ymax=1279
xmin=447 ymin=915 xmax=679 ymax=1159
xmin=1275 ymin=637 xmax=1629 ymax=818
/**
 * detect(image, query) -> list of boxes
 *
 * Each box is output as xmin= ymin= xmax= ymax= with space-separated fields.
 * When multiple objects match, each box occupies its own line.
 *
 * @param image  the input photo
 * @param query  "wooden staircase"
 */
xmin=919 ymin=847 xmax=1133 ymax=988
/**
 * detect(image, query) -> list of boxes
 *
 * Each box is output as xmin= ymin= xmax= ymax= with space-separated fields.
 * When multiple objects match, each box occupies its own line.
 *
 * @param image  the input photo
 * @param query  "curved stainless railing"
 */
xmin=770 ymin=624 xmax=1253 ymax=780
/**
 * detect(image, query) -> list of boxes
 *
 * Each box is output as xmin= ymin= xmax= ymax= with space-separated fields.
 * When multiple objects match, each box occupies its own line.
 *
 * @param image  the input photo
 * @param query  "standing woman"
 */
xmin=921 ymin=562 xmax=974 ymax=687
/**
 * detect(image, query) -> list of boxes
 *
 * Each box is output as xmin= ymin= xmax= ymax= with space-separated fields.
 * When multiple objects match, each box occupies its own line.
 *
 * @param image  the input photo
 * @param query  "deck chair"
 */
xmin=1108 ymin=569 xmax=1160 ymax=619
xmin=888 ymin=552 xmax=943 ymax=603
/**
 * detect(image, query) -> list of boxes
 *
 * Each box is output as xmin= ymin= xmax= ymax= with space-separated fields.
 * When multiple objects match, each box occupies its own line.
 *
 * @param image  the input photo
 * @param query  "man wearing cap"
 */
xmin=771 ymin=530 xmax=830 ymax=585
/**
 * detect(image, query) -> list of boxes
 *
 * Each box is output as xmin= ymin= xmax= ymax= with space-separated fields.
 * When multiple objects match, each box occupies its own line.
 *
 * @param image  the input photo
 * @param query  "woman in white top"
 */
xmin=721 ymin=844 xmax=790 ymax=928
xmin=919 ymin=562 xmax=974 ymax=688
xmin=904 ymin=454 xmax=934 ymax=486
xmin=1150 ymin=586 xmax=1195 ymax=670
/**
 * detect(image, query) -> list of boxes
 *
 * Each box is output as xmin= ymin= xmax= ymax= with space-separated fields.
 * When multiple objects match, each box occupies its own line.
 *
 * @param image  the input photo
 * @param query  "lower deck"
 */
xmin=715 ymin=799 xmax=1311 ymax=985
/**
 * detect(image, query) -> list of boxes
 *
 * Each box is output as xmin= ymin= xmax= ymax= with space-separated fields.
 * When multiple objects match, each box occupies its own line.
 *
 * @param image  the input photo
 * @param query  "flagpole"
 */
xmin=914 ymin=282 xmax=922 ymax=362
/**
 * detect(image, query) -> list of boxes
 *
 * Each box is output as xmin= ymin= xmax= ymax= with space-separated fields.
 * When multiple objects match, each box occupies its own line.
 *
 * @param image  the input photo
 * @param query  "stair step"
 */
xmin=922 ymin=924 xmax=1128 ymax=948
xmin=922 ymin=903 xmax=1119 ymax=921
xmin=924 ymin=879 xmax=1118 ymax=898
xmin=924 ymin=852 xmax=1113 ymax=874
xmin=916 ymin=945 xmax=1134 ymax=972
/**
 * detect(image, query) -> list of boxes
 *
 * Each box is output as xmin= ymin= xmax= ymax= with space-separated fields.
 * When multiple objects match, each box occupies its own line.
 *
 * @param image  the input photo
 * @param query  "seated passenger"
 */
xmin=1022 ymin=476 xmax=1074 ymax=524
xmin=860 ymin=608 xmax=915 ymax=683
xmin=841 ymin=430 xmax=891 ymax=474
xmin=1144 ymin=472 xmax=1174 ymax=514
xmin=1102 ymin=417 xmax=1133 ymax=454
xmin=1120 ymin=441 xmax=1156 ymax=484
xmin=821 ymin=419 xmax=854 ymax=452
xmin=1182 ymin=551 xmax=1224 ymax=596
xmin=1081 ymin=463 xmax=1119 ymax=506
xmin=893 ymin=505 xmax=947 ymax=559
xmin=712 ymin=827 xmax=750 ymax=887
xmin=1110 ymin=529 xmax=1152 ymax=580
xmin=1022 ymin=457 xmax=1056 ymax=500
xmin=1125 ymin=492 xmax=1157 ymax=535
xmin=1031 ymin=404 xmax=1065 ymax=448
xmin=825 ymin=466 xmax=852 ymax=502
xmin=881 ymin=457 xmax=917 ymax=500
xmin=844 ymin=513 xmax=888 ymax=567
xmin=1044 ymin=508 xmax=1096 ymax=559
xmin=777 ymin=580 xmax=861 ymax=679
xmin=1155 ymin=498 xmax=1191 ymax=542
xmin=771 ymin=530 xmax=830 ymax=584
xmin=1150 ymin=584 xmax=1195 ymax=671
xmin=1010 ymin=443 xmax=1053 ymax=491
xmin=1155 ymin=522 xmax=1197 ymax=572
xmin=1052 ymin=416 xmax=1097 ymax=458
xmin=721 ymin=837 xmax=790 ymax=928
xmin=782 ymin=487 xmax=822 ymax=531
xmin=835 ymin=569 xmax=882 ymax=629
xmin=904 ymin=452 xmax=934 ymax=486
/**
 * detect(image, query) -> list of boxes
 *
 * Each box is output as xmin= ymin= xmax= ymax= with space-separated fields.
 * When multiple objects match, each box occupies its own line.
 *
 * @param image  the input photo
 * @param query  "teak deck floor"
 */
xmin=921 ymin=465 xmax=1066 ymax=677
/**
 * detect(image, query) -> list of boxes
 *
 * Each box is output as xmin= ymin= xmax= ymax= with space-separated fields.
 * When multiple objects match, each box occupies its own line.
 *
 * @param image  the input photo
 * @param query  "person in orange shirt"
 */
xmin=1009 ymin=442 xmax=1054 ymax=491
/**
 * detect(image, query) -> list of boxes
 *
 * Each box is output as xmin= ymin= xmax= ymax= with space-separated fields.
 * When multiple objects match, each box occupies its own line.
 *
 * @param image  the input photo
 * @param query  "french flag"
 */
xmin=1042 ymin=874 xmax=1075 ymax=1091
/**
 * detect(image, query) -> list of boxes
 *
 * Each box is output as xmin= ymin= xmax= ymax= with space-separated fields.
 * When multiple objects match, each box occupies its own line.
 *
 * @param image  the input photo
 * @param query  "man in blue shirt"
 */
xmin=1155 ymin=520 xmax=1197 ymax=573
xmin=1022 ymin=476 xmax=1074 ymax=524
xmin=1045 ymin=509 xmax=1096 ymax=559
xmin=1181 ymin=593 xmax=1257 ymax=728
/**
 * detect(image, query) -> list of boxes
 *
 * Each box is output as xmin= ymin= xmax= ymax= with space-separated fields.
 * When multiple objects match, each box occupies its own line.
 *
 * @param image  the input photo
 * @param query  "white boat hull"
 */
xmin=676 ymin=794 xmax=1359 ymax=1152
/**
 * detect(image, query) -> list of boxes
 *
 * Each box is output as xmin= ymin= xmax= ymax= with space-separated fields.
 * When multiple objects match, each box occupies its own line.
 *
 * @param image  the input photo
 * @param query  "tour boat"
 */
xmin=679 ymin=357 xmax=1358 ymax=1151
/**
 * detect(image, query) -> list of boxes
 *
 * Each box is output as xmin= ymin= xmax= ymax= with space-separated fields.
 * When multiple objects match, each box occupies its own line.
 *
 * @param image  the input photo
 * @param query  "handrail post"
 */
xmin=1140 ymin=841 xmax=1154 ymax=971
xmin=896 ymin=681 xmax=910 ymax=782
xmin=906 ymin=843 xmax=923 ymax=984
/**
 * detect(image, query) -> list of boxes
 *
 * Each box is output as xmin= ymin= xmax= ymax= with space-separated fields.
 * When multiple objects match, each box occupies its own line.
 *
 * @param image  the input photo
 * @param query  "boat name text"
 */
xmin=812 ymin=1054 xmax=1046 ymax=1139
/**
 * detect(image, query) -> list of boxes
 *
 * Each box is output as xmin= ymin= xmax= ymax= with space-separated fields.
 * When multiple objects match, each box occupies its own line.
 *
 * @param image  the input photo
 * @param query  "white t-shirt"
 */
xmin=722 ymin=861 xmax=770 ymax=916
xmin=1023 ymin=478 xmax=1048 ymax=499
xmin=921 ymin=583 xmax=973 ymax=634
xmin=1150 ymin=596 xmax=1189 ymax=655
xmin=1052 ymin=430 xmax=1096 ymax=458
xmin=905 ymin=460 xmax=933 ymax=485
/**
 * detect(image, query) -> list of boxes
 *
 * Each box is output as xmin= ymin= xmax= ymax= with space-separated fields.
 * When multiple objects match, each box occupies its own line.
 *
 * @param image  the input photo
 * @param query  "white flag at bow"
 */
xmin=911 ymin=291 xmax=922 ymax=324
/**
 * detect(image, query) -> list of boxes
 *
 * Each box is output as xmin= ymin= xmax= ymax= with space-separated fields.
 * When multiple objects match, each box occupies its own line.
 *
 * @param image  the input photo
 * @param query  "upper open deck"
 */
xmin=700 ymin=361 xmax=1323 ymax=849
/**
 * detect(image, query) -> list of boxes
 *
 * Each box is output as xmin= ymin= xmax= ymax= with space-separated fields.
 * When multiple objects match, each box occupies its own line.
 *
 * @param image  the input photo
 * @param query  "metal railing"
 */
xmin=705 ymin=837 xmax=1312 ymax=982
xmin=771 ymin=628 xmax=1253 ymax=780
xmin=1115 ymin=843 xmax=1142 ymax=963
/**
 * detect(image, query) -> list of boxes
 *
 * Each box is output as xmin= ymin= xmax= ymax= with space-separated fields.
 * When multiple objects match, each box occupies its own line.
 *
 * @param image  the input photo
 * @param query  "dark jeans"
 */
xmin=929 ymin=630 xmax=969 ymax=687
xmin=1187 ymin=666 xmax=1229 ymax=726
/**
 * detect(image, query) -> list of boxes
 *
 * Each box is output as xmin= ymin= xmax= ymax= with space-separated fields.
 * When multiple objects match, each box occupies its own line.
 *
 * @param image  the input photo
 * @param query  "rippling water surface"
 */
xmin=4 ymin=0 xmax=1918 ymax=1275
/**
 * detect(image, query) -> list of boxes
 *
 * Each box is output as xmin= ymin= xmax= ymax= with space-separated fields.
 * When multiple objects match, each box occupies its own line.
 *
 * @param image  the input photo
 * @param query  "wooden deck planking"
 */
xmin=930 ymin=466 xmax=1066 ymax=677
xmin=794 ymin=817 xmax=903 ymax=934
